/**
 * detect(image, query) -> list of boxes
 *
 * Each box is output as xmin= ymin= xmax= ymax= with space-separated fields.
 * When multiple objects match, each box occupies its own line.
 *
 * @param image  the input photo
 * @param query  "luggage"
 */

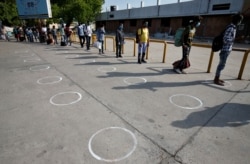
xmin=47 ymin=38 xmax=53 ymax=45
xmin=60 ymin=36 xmax=66 ymax=46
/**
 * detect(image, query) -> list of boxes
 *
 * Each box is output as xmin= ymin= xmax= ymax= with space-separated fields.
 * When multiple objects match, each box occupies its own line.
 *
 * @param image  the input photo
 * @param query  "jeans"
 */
xmin=138 ymin=42 xmax=147 ymax=54
xmin=215 ymin=51 xmax=231 ymax=76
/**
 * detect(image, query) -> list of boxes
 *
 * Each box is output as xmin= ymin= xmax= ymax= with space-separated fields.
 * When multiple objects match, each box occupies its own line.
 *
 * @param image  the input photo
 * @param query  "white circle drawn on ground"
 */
xmin=30 ymin=65 xmax=50 ymax=71
xmin=56 ymin=51 xmax=68 ymax=54
xmin=88 ymin=127 xmax=137 ymax=162
xmin=169 ymin=94 xmax=203 ymax=109
xmin=24 ymin=58 xmax=41 ymax=62
xmin=65 ymin=55 xmax=80 ymax=58
xmin=80 ymin=59 xmax=96 ymax=64
xmin=37 ymin=76 xmax=62 ymax=85
xmin=97 ymin=66 xmax=117 ymax=72
xmin=50 ymin=92 xmax=82 ymax=106
xmin=123 ymin=77 xmax=147 ymax=85
xmin=20 ymin=53 xmax=35 ymax=57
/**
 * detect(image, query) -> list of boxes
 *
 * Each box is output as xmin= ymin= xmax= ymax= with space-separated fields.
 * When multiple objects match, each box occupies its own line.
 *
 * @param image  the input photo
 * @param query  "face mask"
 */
xmin=237 ymin=21 xmax=242 ymax=25
xmin=196 ymin=22 xmax=201 ymax=27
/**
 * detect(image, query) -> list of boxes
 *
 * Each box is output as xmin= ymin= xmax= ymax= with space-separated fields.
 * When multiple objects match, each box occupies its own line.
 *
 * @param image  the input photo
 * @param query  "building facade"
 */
xmin=96 ymin=0 xmax=250 ymax=42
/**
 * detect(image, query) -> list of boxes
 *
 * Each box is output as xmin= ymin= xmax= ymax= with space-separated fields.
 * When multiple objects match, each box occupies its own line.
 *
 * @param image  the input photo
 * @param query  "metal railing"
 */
xmin=71 ymin=33 xmax=249 ymax=79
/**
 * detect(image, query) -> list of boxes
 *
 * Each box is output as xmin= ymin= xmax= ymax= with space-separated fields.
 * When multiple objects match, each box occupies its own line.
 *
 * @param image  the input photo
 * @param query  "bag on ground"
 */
xmin=172 ymin=57 xmax=190 ymax=69
xmin=174 ymin=28 xmax=185 ymax=47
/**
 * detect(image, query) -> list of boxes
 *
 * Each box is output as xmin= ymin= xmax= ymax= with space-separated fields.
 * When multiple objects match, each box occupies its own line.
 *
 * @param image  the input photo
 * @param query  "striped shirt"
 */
xmin=222 ymin=24 xmax=236 ymax=52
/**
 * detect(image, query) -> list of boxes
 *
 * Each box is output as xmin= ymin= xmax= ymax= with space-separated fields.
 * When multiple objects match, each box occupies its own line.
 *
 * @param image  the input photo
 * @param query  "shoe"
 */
xmin=214 ymin=76 xmax=224 ymax=86
xmin=219 ymin=79 xmax=225 ymax=83
xmin=119 ymin=55 xmax=123 ymax=58
xmin=182 ymin=70 xmax=187 ymax=74
xmin=174 ymin=68 xmax=182 ymax=74
xmin=141 ymin=59 xmax=147 ymax=63
xmin=102 ymin=52 xmax=105 ymax=54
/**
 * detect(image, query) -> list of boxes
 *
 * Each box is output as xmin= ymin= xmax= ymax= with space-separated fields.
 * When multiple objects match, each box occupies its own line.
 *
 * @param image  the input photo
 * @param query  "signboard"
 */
xmin=16 ymin=0 xmax=52 ymax=19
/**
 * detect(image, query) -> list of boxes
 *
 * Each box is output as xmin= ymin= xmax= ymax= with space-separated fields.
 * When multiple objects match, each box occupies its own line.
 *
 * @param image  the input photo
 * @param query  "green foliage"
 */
xmin=0 ymin=1 xmax=20 ymax=25
xmin=0 ymin=0 xmax=104 ymax=26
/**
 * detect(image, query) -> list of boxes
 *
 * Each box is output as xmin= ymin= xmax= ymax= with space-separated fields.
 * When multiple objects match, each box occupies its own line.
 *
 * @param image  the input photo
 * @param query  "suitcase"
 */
xmin=60 ymin=37 xmax=66 ymax=46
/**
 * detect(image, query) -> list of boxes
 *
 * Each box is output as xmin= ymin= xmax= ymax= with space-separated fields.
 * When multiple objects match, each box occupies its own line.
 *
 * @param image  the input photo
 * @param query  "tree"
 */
xmin=0 ymin=0 xmax=20 ymax=25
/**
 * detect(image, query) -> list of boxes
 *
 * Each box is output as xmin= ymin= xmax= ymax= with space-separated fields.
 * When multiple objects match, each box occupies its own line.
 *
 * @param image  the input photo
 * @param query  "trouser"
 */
xmin=79 ymin=35 xmax=85 ymax=47
xmin=99 ymin=40 xmax=104 ymax=53
xmin=116 ymin=44 xmax=122 ymax=56
xmin=215 ymin=50 xmax=231 ymax=76
xmin=86 ymin=35 xmax=91 ymax=50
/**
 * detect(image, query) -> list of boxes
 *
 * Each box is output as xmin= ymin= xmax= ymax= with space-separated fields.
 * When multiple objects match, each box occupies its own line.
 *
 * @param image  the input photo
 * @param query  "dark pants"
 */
xmin=86 ymin=35 xmax=91 ymax=50
xmin=116 ymin=44 xmax=122 ymax=56
xmin=99 ymin=40 xmax=104 ymax=53
xmin=79 ymin=35 xmax=85 ymax=47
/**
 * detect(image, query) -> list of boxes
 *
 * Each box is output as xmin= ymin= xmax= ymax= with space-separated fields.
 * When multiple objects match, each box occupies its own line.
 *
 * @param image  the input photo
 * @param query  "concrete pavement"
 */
xmin=0 ymin=39 xmax=250 ymax=164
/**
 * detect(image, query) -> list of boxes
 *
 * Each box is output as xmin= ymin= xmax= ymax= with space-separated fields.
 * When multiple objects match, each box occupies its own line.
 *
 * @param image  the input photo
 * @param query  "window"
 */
xmin=161 ymin=18 xmax=170 ymax=27
xmin=212 ymin=3 xmax=230 ymax=11
xmin=130 ymin=19 xmax=137 ymax=27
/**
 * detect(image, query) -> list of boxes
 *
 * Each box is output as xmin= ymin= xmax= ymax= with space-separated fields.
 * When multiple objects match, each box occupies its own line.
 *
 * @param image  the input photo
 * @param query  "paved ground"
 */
xmin=0 ymin=38 xmax=250 ymax=164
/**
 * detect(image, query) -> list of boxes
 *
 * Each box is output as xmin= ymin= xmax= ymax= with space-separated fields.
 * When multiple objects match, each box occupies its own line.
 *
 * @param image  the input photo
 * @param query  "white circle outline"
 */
xmin=80 ymin=59 xmax=96 ymax=64
xmin=123 ymin=77 xmax=147 ymax=85
xmin=169 ymin=94 xmax=203 ymax=109
xmin=20 ymin=53 xmax=35 ymax=57
xmin=49 ymin=92 xmax=82 ymax=106
xmin=97 ymin=66 xmax=117 ymax=72
xmin=30 ymin=65 xmax=50 ymax=71
xmin=24 ymin=58 xmax=41 ymax=62
xmin=37 ymin=76 xmax=62 ymax=85
xmin=88 ymin=127 xmax=137 ymax=162
xmin=56 ymin=51 xmax=68 ymax=54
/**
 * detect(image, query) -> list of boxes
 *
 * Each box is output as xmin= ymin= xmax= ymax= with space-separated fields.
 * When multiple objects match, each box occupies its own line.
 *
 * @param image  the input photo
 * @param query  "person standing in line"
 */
xmin=214 ymin=14 xmax=243 ymax=86
xmin=65 ymin=23 xmax=72 ymax=46
xmin=97 ymin=24 xmax=105 ymax=54
xmin=173 ymin=16 xmax=202 ymax=74
xmin=51 ymin=25 xmax=58 ymax=44
xmin=115 ymin=23 xmax=125 ymax=58
xmin=77 ymin=23 xmax=85 ymax=48
xmin=137 ymin=21 xmax=149 ymax=64
xmin=85 ymin=22 xmax=92 ymax=50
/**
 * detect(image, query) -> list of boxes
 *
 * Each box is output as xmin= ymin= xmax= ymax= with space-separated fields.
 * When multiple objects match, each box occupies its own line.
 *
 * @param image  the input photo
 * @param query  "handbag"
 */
xmin=93 ymin=41 xmax=101 ymax=49
xmin=173 ymin=57 xmax=190 ymax=69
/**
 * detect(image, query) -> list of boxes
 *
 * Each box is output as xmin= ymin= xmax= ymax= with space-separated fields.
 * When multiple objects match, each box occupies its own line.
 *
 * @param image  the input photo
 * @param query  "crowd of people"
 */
xmin=1 ymin=13 xmax=244 ymax=86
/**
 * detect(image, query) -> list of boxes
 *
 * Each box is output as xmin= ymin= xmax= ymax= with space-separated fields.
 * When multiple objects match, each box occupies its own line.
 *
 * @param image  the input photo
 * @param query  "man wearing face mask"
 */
xmin=214 ymin=13 xmax=244 ymax=86
xmin=115 ymin=23 xmax=125 ymax=58
xmin=137 ymin=21 xmax=150 ymax=64
xmin=173 ymin=16 xmax=202 ymax=74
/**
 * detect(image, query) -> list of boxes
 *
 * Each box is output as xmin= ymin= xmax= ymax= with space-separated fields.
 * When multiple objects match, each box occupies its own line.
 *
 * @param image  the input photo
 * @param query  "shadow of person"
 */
xmin=171 ymin=103 xmax=250 ymax=128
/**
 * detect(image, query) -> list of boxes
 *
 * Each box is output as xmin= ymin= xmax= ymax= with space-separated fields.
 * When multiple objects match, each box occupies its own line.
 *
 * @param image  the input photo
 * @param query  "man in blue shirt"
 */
xmin=214 ymin=14 xmax=243 ymax=86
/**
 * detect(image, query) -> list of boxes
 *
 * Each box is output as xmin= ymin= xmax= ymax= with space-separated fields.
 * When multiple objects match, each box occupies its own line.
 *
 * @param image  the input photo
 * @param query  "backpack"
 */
xmin=174 ymin=28 xmax=185 ymax=47
xmin=212 ymin=25 xmax=234 ymax=52
xmin=136 ymin=28 xmax=142 ymax=43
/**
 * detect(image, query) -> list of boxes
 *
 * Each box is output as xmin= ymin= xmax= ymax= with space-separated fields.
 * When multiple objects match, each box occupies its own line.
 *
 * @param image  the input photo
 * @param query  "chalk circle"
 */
xmin=50 ymin=92 xmax=82 ymax=106
xmin=80 ymin=59 xmax=96 ymax=64
xmin=24 ymin=58 xmax=41 ymax=62
xmin=123 ymin=77 xmax=147 ymax=85
xmin=65 ymin=55 xmax=80 ymax=58
xmin=37 ymin=76 xmax=62 ymax=85
xmin=88 ymin=127 xmax=137 ymax=162
xmin=15 ymin=50 xmax=29 ymax=54
xmin=97 ymin=66 xmax=116 ymax=72
xmin=169 ymin=94 xmax=203 ymax=109
xmin=30 ymin=65 xmax=50 ymax=71
xmin=20 ymin=53 xmax=35 ymax=57
xmin=56 ymin=51 xmax=68 ymax=54
xmin=203 ymin=79 xmax=232 ymax=87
